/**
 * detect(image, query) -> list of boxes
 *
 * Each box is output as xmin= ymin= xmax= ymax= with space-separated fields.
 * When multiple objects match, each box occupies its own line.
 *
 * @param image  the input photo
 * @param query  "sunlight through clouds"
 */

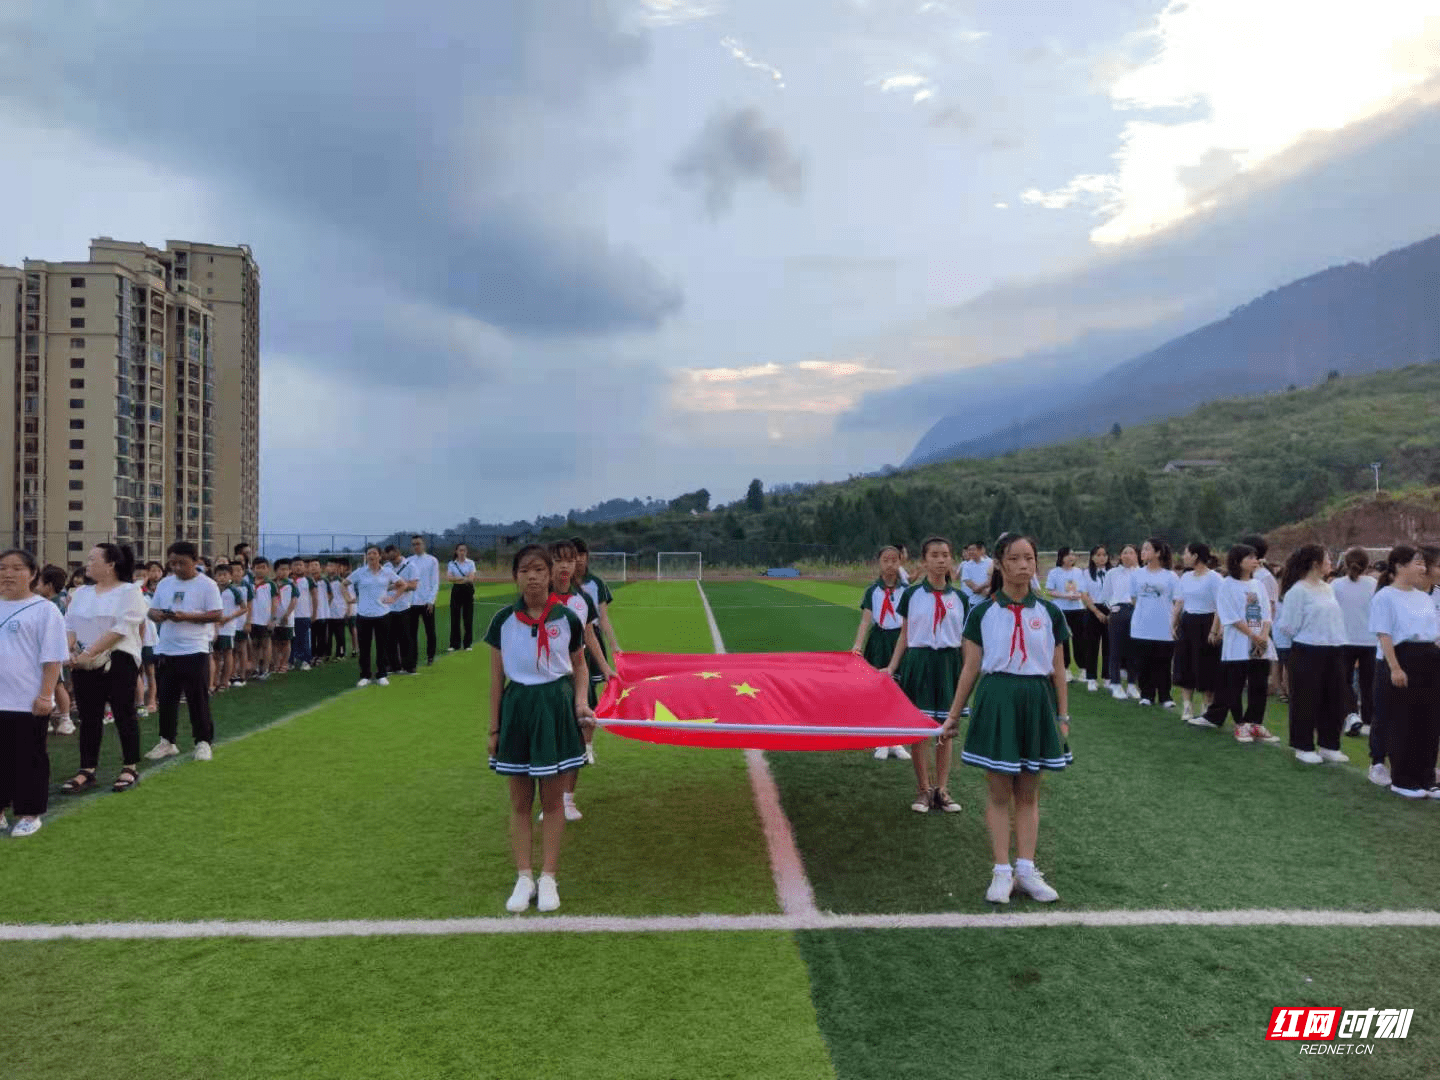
xmin=672 ymin=359 xmax=899 ymax=416
xmin=720 ymin=35 xmax=786 ymax=88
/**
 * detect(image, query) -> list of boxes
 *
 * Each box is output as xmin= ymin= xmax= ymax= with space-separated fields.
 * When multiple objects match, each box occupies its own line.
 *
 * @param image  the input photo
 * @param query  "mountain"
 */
xmin=905 ymin=233 xmax=1440 ymax=467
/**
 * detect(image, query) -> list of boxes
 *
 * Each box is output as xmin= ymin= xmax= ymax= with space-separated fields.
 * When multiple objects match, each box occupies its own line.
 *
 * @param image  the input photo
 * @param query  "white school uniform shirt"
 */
xmin=251 ymin=580 xmax=275 ymax=626
xmin=896 ymin=581 xmax=968 ymax=649
xmin=1098 ymin=565 xmax=1135 ymax=609
xmin=1179 ymin=570 xmax=1220 ymax=615
xmin=0 ymin=597 xmax=69 ymax=711
xmin=555 ymin=586 xmax=598 ymax=634
xmin=390 ymin=559 xmax=417 ymax=613
xmin=220 ymin=584 xmax=248 ymax=635
xmin=484 ymin=600 xmax=585 ymax=685
xmin=411 ymin=552 xmax=440 ymax=605
xmin=64 ymin=582 xmax=148 ymax=663
xmin=1276 ymin=581 xmax=1346 ymax=647
xmin=141 ymin=593 xmax=158 ymax=648
xmin=291 ymin=576 xmax=313 ymax=620
xmin=1329 ymin=575 xmax=1377 ymax=648
xmin=1129 ymin=567 xmax=1181 ymax=641
xmin=959 ymin=558 xmax=993 ymax=604
xmin=347 ymin=565 xmax=402 ymax=619
xmin=1215 ymin=576 xmax=1278 ymax=662
xmin=897 ymin=566 xmax=910 ymax=587
xmin=964 ymin=590 xmax=1070 ymax=677
xmin=1368 ymin=586 xmax=1440 ymax=648
xmin=861 ymin=579 xmax=905 ymax=631
xmin=150 ymin=572 xmax=223 ymax=656
xmin=329 ymin=578 xmax=350 ymax=620
xmin=276 ymin=580 xmax=298 ymax=627
xmin=1044 ymin=567 xmax=1087 ymax=611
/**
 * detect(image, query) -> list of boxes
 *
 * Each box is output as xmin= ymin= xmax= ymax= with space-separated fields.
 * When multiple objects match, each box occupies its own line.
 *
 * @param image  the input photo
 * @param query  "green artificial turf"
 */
xmin=703 ymin=582 xmax=858 ymax=653
xmin=1 ymin=932 xmax=834 ymax=1080
xmin=800 ymin=926 xmax=1437 ymax=1080
xmin=765 ymin=579 xmax=876 ymax=607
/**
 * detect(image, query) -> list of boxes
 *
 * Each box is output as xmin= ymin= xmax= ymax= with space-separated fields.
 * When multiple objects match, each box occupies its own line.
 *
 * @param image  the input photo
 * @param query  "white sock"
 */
xmin=539 ymin=872 xmax=557 ymax=885
xmin=1016 ymin=858 xmax=1036 ymax=876
xmin=515 ymin=871 xmax=534 ymax=884
xmin=993 ymin=863 xmax=1012 ymax=876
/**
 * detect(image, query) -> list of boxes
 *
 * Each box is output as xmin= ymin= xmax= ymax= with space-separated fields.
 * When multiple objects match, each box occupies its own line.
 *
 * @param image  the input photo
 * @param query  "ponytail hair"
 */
xmin=919 ymin=535 xmax=953 ymax=584
xmin=1225 ymin=543 xmax=1257 ymax=580
xmin=94 ymin=542 xmax=135 ymax=582
xmin=1145 ymin=537 xmax=1173 ymax=570
xmin=1186 ymin=541 xmax=1211 ymax=568
xmin=1279 ymin=543 xmax=1326 ymax=599
xmin=989 ymin=532 xmax=1039 ymax=596
xmin=1342 ymin=546 xmax=1369 ymax=581
xmin=877 ymin=544 xmax=900 ymax=561
xmin=1055 ymin=545 xmax=1072 ymax=569
xmin=1086 ymin=544 xmax=1106 ymax=582
xmin=1376 ymin=544 xmax=1421 ymax=589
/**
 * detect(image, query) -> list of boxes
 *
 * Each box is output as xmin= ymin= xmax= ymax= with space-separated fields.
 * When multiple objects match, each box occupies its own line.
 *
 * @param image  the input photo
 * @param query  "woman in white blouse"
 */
xmin=1277 ymin=545 xmax=1349 ymax=765
xmin=62 ymin=544 xmax=149 ymax=793
xmin=1330 ymin=547 xmax=1377 ymax=737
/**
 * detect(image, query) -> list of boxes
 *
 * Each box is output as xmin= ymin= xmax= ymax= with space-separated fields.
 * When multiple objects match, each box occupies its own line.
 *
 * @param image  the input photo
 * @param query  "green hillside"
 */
xmin=552 ymin=362 xmax=1440 ymax=562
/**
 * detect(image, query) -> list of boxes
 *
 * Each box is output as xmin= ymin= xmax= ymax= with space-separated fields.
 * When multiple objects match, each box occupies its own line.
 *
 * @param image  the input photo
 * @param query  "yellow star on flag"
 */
xmin=617 ymin=687 xmax=635 ymax=702
xmin=652 ymin=699 xmax=716 ymax=724
xmin=696 ymin=672 xmax=723 ymax=679
xmin=644 ymin=675 xmax=670 ymax=682
xmin=731 ymin=682 xmax=760 ymax=697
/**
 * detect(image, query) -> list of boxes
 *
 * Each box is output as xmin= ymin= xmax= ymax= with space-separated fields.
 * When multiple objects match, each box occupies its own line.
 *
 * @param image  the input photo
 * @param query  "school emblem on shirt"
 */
xmin=945 ymin=599 xmax=955 ymax=609
xmin=547 ymin=625 xmax=561 ymax=638
xmin=1030 ymin=618 xmax=1043 ymax=630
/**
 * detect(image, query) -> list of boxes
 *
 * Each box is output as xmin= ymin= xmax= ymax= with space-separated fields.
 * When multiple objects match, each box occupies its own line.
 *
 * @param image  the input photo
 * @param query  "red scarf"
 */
xmin=931 ymin=585 xmax=948 ymax=636
xmin=515 ymin=597 xmax=559 ymax=666
xmin=1006 ymin=602 xmax=1028 ymax=663
xmin=878 ymin=582 xmax=897 ymax=625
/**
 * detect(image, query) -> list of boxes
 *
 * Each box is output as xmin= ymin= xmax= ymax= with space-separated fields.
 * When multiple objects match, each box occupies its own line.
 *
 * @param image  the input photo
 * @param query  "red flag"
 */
xmin=595 ymin=651 xmax=941 ymax=751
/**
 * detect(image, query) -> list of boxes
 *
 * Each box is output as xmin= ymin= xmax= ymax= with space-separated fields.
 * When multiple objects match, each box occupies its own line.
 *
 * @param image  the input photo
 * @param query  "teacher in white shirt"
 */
xmin=144 ymin=541 xmax=224 ymax=763
xmin=409 ymin=535 xmax=441 ymax=667
xmin=447 ymin=543 xmax=478 ymax=652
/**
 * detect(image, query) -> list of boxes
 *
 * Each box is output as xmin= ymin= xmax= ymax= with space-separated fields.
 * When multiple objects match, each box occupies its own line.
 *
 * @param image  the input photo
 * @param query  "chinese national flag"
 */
xmin=595 ymin=651 xmax=941 ymax=751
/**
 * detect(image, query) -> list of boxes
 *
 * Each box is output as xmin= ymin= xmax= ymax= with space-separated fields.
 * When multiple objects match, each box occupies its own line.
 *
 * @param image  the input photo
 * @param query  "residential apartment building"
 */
xmin=2 ymin=238 xmax=259 ymax=568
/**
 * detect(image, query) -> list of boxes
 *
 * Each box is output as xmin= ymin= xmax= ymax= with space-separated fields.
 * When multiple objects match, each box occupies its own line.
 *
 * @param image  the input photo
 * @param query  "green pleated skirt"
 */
xmin=895 ymin=645 xmax=963 ymax=719
xmin=489 ymin=678 xmax=588 ymax=778
xmin=863 ymin=625 xmax=902 ymax=670
xmin=961 ymin=672 xmax=1072 ymax=774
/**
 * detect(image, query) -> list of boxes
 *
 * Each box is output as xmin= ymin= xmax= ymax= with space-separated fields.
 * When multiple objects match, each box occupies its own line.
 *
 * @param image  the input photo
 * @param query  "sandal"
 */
xmin=112 ymin=766 xmax=141 ymax=793
xmin=60 ymin=770 xmax=98 ymax=794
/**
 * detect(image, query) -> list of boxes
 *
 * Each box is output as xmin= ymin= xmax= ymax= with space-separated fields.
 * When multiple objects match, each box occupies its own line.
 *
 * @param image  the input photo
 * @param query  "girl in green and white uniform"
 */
xmin=852 ymin=546 xmax=910 ymax=762
xmin=941 ymin=533 xmax=1071 ymax=905
xmin=885 ymin=536 xmax=969 ymax=813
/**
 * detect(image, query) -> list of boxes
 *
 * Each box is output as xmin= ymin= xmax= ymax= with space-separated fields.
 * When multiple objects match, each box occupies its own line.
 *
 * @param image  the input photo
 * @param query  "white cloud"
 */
xmin=993 ymin=201 xmax=1009 ymax=209
xmin=672 ymin=358 xmax=898 ymax=417
xmin=1026 ymin=0 xmax=1440 ymax=243
xmin=635 ymin=0 xmax=723 ymax=27
xmin=720 ymin=36 xmax=786 ymax=89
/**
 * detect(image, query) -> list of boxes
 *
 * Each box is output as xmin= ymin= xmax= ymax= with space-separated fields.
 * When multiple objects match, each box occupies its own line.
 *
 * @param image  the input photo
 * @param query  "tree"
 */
xmin=1110 ymin=422 xmax=1122 ymax=439
xmin=746 ymin=478 xmax=765 ymax=513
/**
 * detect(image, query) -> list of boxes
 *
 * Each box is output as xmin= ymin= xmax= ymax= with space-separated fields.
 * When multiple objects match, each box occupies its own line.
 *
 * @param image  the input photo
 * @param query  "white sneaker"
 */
xmin=144 ymin=739 xmax=179 ymax=760
xmin=357 ymin=678 xmax=371 ymax=687
xmin=0 ymin=813 xmax=7 ymax=833
xmin=1317 ymin=748 xmax=1349 ymax=763
xmin=55 ymin=717 xmax=76 ymax=736
xmin=377 ymin=677 xmax=390 ymax=686
xmin=1251 ymin=725 xmax=1281 ymax=744
xmin=9 ymin=817 xmax=42 ymax=838
xmin=1368 ymin=763 xmax=1391 ymax=786
xmin=194 ymin=742 xmax=213 ymax=762
xmin=1180 ymin=704 xmax=1193 ymax=721
xmin=1111 ymin=685 xmax=1127 ymax=701
xmin=1015 ymin=868 xmax=1059 ymax=902
xmin=1427 ymin=788 xmax=1440 ymax=800
xmin=985 ymin=869 xmax=1013 ymax=904
xmin=1360 ymin=724 xmax=1371 ymax=736
xmin=536 ymin=875 xmax=561 ymax=913
xmin=1344 ymin=713 xmax=1363 ymax=736
xmin=892 ymin=745 xmax=912 ymax=760
xmin=1086 ymin=679 xmax=1097 ymax=692
xmin=873 ymin=746 xmax=891 ymax=760
xmin=136 ymin=706 xmax=150 ymax=718
xmin=1138 ymin=699 xmax=1153 ymax=707
xmin=1126 ymin=685 xmax=1141 ymax=700
xmin=1390 ymin=785 xmax=1428 ymax=800
xmin=563 ymin=798 xmax=583 ymax=821
xmin=1065 ymin=671 xmax=1075 ymax=683
xmin=910 ymin=793 xmax=930 ymax=814
xmin=505 ymin=875 xmax=536 ymax=913
xmin=1233 ymin=724 xmax=1254 ymax=743
xmin=300 ymin=663 xmax=311 ymax=671
xmin=1187 ymin=716 xmax=1220 ymax=729
xmin=1294 ymin=750 xmax=1323 ymax=765
xmin=1161 ymin=700 xmax=1176 ymax=710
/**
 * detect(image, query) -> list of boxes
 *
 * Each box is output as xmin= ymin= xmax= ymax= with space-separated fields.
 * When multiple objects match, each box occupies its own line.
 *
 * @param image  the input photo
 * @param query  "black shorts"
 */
xmin=250 ymin=626 xmax=271 ymax=641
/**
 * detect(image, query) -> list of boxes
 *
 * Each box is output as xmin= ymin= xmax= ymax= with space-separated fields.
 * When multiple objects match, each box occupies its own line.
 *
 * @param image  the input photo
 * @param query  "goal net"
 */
xmin=657 ymin=552 xmax=703 ymax=581
xmin=588 ymin=551 xmax=627 ymax=584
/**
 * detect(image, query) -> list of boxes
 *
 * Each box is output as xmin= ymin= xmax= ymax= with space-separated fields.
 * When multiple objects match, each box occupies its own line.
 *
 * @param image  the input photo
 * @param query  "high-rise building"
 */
xmin=2 ymin=238 xmax=259 ymax=568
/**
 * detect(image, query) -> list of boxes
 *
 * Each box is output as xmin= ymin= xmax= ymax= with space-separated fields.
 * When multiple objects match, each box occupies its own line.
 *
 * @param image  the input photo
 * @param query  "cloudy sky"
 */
xmin=2 ymin=0 xmax=1438 ymax=531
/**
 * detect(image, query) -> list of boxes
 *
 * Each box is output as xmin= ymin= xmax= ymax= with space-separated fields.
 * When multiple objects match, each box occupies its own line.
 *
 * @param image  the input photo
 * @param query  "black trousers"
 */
xmin=1173 ymin=612 xmax=1220 ymax=692
xmin=413 ymin=604 xmax=436 ymax=663
xmin=1078 ymin=610 xmax=1108 ymax=681
xmin=0 ymin=710 xmax=49 ymax=816
xmin=73 ymin=651 xmax=141 ymax=769
xmin=1060 ymin=609 xmax=1084 ymax=670
xmin=1287 ymin=642 xmax=1346 ymax=752
xmin=1107 ymin=605 xmax=1134 ymax=683
xmin=333 ymin=619 xmax=349 ymax=659
xmin=156 ymin=652 xmax=214 ymax=746
xmin=1133 ymin=638 xmax=1174 ymax=702
xmin=1369 ymin=658 xmax=1391 ymax=766
xmin=1204 ymin=658 xmax=1269 ymax=729
xmin=356 ymin=615 xmax=391 ymax=679
xmin=1380 ymin=642 xmax=1440 ymax=790
xmin=450 ymin=583 xmax=475 ymax=650
xmin=1341 ymin=645 xmax=1375 ymax=725
xmin=312 ymin=618 xmax=329 ymax=662
xmin=386 ymin=610 xmax=412 ymax=673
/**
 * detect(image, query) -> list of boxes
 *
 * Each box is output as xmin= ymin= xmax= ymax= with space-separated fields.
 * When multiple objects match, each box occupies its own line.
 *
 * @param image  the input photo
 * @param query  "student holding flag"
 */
xmin=547 ymin=540 xmax=615 ymax=821
xmin=885 ymin=536 xmax=968 ymax=814
xmin=853 ymin=546 xmax=910 ymax=762
xmin=573 ymin=538 xmax=621 ymax=765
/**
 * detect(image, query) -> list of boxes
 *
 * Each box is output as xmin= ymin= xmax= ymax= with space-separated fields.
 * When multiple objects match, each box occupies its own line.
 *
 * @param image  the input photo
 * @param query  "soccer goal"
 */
xmin=589 ymin=551 xmax=627 ymax=584
xmin=657 ymin=551 xmax=703 ymax=581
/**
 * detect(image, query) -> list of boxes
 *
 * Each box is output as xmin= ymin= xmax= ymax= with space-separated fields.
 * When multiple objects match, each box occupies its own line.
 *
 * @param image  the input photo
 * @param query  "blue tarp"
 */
xmin=764 ymin=567 xmax=800 ymax=578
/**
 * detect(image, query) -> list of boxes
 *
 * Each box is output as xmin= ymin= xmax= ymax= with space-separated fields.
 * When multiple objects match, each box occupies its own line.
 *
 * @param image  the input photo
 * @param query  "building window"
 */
xmin=68 ymin=541 xmax=84 ymax=552
xmin=70 ymin=296 xmax=85 ymax=308
xmin=69 ymin=480 xmax=83 ymax=491
xmin=70 ymin=338 xmax=85 ymax=349
xmin=70 ymin=378 xmax=84 ymax=390
xmin=70 ymin=398 xmax=84 ymax=409
xmin=69 ymin=501 xmax=83 ymax=512
xmin=70 ymin=357 xmax=84 ymax=369
xmin=71 ymin=277 xmax=85 ymax=288
xmin=69 ymin=460 xmax=84 ymax=471
xmin=69 ymin=419 xmax=84 ymax=430
xmin=69 ymin=439 xmax=84 ymax=450
xmin=70 ymin=317 xmax=85 ymax=329
xmin=69 ymin=520 xmax=83 ymax=531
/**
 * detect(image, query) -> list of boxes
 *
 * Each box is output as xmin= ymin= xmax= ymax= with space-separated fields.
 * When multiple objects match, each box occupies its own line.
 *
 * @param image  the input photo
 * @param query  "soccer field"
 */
xmin=3 ymin=579 xmax=1437 ymax=1079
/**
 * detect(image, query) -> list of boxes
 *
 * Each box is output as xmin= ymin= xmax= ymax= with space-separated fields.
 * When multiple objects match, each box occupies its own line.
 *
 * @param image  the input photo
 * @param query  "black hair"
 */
xmin=1086 ymin=544 xmax=1107 ymax=581
xmin=382 ymin=545 xmax=399 ymax=556
xmin=337 ymin=557 xmax=352 ymax=570
xmin=919 ymin=536 xmax=953 ymax=584
xmin=989 ymin=533 xmax=1039 ymax=596
xmin=68 ymin=566 xmax=87 ymax=587
xmin=411 ymin=534 xmax=423 ymax=541
xmin=94 ymin=542 xmax=136 ymax=582
xmin=233 ymin=542 xmax=250 ymax=555
xmin=167 ymin=540 xmax=199 ymax=560
xmin=1055 ymin=545 xmax=1072 ymax=569
xmin=570 ymin=537 xmax=590 ymax=555
xmin=547 ymin=539 xmax=578 ymax=562
xmin=274 ymin=557 xmax=292 ymax=568
xmin=512 ymin=544 xmax=552 ymax=578
xmin=213 ymin=561 xmax=233 ymax=574
xmin=1239 ymin=533 xmax=1268 ymax=559
xmin=1225 ymin=543 xmax=1258 ymax=580
xmin=1279 ymin=543 xmax=1326 ymax=598
xmin=970 ymin=540 xmax=987 ymax=553
xmin=1186 ymin=541 xmax=1211 ymax=568
xmin=146 ymin=560 xmax=164 ymax=572
xmin=1144 ymin=537 xmax=1173 ymax=570
xmin=1342 ymin=546 xmax=1370 ymax=581
xmin=453 ymin=542 xmax=468 ymax=554
xmin=877 ymin=544 xmax=900 ymax=560
xmin=252 ymin=556 xmax=271 ymax=569
xmin=0 ymin=548 xmax=40 ymax=585
xmin=39 ymin=564 xmax=68 ymax=594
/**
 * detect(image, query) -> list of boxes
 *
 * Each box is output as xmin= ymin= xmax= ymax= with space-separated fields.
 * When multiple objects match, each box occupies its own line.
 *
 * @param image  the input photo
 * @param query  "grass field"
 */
xmin=3 ymin=577 xmax=1437 ymax=1078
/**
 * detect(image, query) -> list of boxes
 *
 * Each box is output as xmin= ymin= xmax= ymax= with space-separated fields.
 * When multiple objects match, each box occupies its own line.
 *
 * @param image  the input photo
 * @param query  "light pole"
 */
xmin=1370 ymin=461 xmax=1382 ymax=495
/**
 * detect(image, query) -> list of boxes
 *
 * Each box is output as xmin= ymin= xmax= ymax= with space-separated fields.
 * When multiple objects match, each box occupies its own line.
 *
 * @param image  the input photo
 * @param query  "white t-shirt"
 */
xmin=390 ymin=559 xmax=417 ymax=613
xmin=1130 ymin=568 xmax=1180 ymax=641
xmin=1098 ymin=566 xmax=1135 ymax=608
xmin=251 ymin=580 xmax=275 ymax=625
xmin=347 ymin=565 xmax=402 ymax=619
xmin=959 ymin=558 xmax=993 ymax=603
xmin=1368 ymin=586 xmax=1440 ymax=648
xmin=484 ymin=601 xmax=585 ymax=685
xmin=861 ymin=579 xmax=905 ymax=631
xmin=1329 ymin=575 xmax=1377 ymax=647
xmin=1179 ymin=570 xmax=1221 ymax=615
xmin=1254 ymin=566 xmax=1279 ymax=620
xmin=328 ymin=579 xmax=350 ymax=620
xmin=220 ymin=584 xmax=248 ymax=635
xmin=276 ymin=580 xmax=298 ymax=627
xmin=141 ymin=594 xmax=158 ymax=648
xmin=64 ymin=582 xmax=148 ymax=662
xmin=1045 ymin=567 xmax=1087 ymax=611
xmin=0 ymin=597 xmax=69 ymax=711
xmin=149 ymin=573 xmax=223 ymax=655
xmin=897 ymin=582 xmax=968 ymax=649
xmin=965 ymin=592 xmax=1068 ymax=677
xmin=291 ymin=576 xmax=314 ymax=620
xmin=1216 ymin=576 xmax=1278 ymax=663
xmin=1277 ymin=580 xmax=1346 ymax=647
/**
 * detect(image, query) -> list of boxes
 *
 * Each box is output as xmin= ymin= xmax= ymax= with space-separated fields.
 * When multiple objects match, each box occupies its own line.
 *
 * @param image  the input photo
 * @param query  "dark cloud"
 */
xmin=0 ymin=0 xmax=682 ymax=384
xmin=672 ymin=106 xmax=804 ymax=219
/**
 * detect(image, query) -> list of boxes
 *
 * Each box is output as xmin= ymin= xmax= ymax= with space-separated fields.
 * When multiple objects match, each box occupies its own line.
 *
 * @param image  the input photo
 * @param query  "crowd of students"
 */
xmin=851 ymin=532 xmax=1440 ymax=905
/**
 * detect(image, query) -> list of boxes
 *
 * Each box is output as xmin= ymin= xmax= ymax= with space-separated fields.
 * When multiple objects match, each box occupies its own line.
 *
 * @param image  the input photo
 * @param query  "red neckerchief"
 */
xmin=925 ymin=581 xmax=949 ymax=637
xmin=515 ymin=597 xmax=559 ymax=666
xmin=996 ymin=589 xmax=1030 ymax=663
xmin=877 ymin=580 xmax=898 ymax=624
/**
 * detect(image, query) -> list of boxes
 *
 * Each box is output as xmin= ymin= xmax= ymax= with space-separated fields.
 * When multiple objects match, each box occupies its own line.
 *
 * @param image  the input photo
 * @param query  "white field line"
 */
xmin=5 ymin=909 xmax=1439 ymax=942
xmin=696 ymin=580 xmax=819 ymax=918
